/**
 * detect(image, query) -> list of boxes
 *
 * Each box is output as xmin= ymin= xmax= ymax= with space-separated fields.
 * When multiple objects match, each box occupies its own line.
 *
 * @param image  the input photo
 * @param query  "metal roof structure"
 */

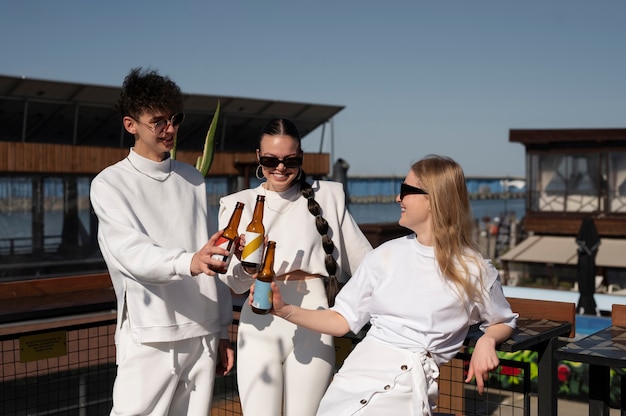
xmin=0 ymin=74 xmax=344 ymax=152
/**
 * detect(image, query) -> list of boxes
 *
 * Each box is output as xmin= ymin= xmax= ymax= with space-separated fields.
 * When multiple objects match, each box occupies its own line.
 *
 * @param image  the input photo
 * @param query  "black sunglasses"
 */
xmin=258 ymin=156 xmax=303 ymax=169
xmin=400 ymin=183 xmax=428 ymax=200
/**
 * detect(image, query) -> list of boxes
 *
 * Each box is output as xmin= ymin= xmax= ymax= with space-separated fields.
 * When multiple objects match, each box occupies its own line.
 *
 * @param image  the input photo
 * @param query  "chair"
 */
xmin=611 ymin=303 xmax=626 ymax=411
xmin=507 ymin=297 xmax=576 ymax=337
xmin=612 ymin=303 xmax=626 ymax=326
xmin=507 ymin=297 xmax=576 ymax=415
xmin=436 ymin=297 xmax=576 ymax=416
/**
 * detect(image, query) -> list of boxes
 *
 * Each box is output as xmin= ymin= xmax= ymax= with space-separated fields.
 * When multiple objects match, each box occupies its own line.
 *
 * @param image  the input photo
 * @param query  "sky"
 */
xmin=1 ymin=1 xmax=625 ymax=177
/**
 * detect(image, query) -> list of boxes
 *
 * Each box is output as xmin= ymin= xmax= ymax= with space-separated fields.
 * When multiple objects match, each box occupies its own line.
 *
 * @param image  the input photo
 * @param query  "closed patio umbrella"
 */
xmin=576 ymin=217 xmax=601 ymax=316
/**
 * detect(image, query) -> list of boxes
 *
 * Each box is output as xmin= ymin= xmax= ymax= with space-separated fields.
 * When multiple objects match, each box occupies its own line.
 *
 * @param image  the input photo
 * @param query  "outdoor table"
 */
xmin=555 ymin=325 xmax=626 ymax=416
xmin=343 ymin=317 xmax=572 ymax=415
xmin=466 ymin=317 xmax=572 ymax=416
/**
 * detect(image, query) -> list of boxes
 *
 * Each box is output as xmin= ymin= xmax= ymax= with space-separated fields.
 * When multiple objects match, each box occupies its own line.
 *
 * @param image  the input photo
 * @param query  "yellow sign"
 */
xmin=20 ymin=331 xmax=67 ymax=362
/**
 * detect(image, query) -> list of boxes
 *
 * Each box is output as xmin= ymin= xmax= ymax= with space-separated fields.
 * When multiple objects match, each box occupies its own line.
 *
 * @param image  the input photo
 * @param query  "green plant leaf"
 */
xmin=196 ymin=100 xmax=220 ymax=176
xmin=171 ymin=131 xmax=178 ymax=160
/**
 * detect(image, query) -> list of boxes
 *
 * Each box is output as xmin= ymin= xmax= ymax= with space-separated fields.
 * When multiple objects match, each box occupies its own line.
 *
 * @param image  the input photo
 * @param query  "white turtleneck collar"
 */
xmin=126 ymin=148 xmax=173 ymax=182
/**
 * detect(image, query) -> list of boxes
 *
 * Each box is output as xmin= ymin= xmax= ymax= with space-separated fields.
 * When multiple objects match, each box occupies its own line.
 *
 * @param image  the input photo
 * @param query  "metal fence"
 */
xmin=0 ymin=315 xmax=242 ymax=416
xmin=1 ymin=319 xmax=117 ymax=415
xmin=1 ymin=313 xmax=532 ymax=416
xmin=437 ymin=352 xmax=531 ymax=416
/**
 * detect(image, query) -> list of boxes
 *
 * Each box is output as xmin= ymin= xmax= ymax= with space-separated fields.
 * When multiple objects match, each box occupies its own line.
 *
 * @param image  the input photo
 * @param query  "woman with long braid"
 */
xmin=217 ymin=118 xmax=372 ymax=416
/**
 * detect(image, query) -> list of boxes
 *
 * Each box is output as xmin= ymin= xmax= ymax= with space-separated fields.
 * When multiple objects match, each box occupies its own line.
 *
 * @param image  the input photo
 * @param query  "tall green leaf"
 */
xmin=171 ymin=130 xmax=179 ymax=161
xmin=196 ymin=100 xmax=220 ymax=176
xmin=170 ymin=101 xmax=220 ymax=177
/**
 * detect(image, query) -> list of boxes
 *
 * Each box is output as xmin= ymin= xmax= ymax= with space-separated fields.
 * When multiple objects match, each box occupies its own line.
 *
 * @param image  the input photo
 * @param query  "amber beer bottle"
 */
xmin=251 ymin=241 xmax=276 ymax=314
xmin=241 ymin=195 xmax=265 ymax=270
xmin=209 ymin=202 xmax=244 ymax=274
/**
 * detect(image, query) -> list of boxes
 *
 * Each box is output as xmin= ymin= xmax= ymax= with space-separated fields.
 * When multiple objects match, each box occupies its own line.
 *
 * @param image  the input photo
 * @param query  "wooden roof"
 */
xmin=510 ymin=128 xmax=626 ymax=146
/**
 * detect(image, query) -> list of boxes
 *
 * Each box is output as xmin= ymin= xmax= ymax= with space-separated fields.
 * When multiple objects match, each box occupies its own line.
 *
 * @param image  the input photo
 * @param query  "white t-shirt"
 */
xmin=332 ymin=233 xmax=517 ymax=365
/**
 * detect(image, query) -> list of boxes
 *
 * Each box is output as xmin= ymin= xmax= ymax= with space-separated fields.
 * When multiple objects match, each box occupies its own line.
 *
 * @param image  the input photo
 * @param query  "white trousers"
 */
xmin=110 ymin=320 xmax=219 ymax=416
xmin=317 ymin=336 xmax=440 ymax=416
xmin=237 ymin=278 xmax=335 ymax=416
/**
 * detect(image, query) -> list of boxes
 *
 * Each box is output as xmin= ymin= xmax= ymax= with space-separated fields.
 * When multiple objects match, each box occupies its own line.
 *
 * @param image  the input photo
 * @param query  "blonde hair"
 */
xmin=411 ymin=155 xmax=484 ymax=303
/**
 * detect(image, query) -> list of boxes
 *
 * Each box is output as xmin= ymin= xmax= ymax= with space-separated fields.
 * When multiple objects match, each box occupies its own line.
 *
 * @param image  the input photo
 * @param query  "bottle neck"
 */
xmin=259 ymin=244 xmax=275 ymax=278
xmin=225 ymin=205 xmax=244 ymax=239
xmin=252 ymin=198 xmax=265 ymax=221
xmin=252 ymin=204 xmax=264 ymax=221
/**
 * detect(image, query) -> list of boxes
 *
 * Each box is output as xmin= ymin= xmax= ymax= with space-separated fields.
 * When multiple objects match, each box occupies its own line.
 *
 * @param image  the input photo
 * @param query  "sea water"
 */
xmin=348 ymin=198 xmax=525 ymax=225
xmin=0 ymin=198 xmax=524 ymax=240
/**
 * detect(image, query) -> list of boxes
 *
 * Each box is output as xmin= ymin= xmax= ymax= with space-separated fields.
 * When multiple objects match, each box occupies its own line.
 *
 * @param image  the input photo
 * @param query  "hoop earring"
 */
xmin=255 ymin=165 xmax=264 ymax=180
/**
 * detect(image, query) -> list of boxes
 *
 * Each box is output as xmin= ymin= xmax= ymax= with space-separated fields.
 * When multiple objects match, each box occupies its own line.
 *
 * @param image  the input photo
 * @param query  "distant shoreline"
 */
xmin=348 ymin=192 xmax=524 ymax=204
xmin=0 ymin=193 xmax=525 ymax=213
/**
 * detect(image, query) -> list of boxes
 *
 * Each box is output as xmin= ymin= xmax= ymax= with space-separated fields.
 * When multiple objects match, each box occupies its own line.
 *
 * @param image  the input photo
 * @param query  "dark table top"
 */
xmin=343 ymin=317 xmax=573 ymax=355
xmin=555 ymin=325 xmax=626 ymax=369
xmin=467 ymin=317 xmax=572 ymax=352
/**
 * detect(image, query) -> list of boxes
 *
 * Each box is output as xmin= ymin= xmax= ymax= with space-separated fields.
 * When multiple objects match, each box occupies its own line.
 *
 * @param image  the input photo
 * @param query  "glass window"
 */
xmin=0 ymin=175 xmax=104 ymax=281
xmin=608 ymin=152 xmax=626 ymax=213
xmin=0 ymin=177 xmax=33 ymax=257
xmin=529 ymin=153 xmax=601 ymax=213
xmin=1 ymin=175 xmax=234 ymax=281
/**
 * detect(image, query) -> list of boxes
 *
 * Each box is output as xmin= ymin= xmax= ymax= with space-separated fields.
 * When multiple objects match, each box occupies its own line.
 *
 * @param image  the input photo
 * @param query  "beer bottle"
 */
xmin=209 ymin=202 xmax=244 ymax=274
xmin=241 ymin=195 xmax=265 ymax=270
xmin=251 ymin=240 xmax=276 ymax=314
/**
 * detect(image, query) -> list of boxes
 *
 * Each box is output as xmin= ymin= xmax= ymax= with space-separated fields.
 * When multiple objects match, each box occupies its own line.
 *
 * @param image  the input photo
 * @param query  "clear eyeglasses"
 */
xmin=132 ymin=113 xmax=185 ymax=135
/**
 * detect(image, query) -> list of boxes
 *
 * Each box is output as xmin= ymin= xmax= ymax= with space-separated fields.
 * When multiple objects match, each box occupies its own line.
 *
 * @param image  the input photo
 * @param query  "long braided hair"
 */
xmin=259 ymin=118 xmax=341 ymax=306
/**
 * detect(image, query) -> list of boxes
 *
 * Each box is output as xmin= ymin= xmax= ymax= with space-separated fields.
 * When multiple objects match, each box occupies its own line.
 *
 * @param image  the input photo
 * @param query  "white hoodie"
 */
xmin=90 ymin=148 xmax=231 ymax=346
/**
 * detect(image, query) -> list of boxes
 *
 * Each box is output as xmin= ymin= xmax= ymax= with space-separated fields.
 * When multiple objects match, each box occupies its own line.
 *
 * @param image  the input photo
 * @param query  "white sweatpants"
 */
xmin=110 ymin=320 xmax=219 ymax=416
xmin=237 ymin=278 xmax=335 ymax=416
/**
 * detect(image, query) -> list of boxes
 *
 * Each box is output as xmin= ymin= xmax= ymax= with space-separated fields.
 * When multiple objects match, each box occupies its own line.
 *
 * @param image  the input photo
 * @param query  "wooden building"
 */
xmin=500 ymin=128 xmax=626 ymax=295
xmin=0 ymin=74 xmax=341 ymax=279
xmin=0 ymin=74 xmax=340 ymax=177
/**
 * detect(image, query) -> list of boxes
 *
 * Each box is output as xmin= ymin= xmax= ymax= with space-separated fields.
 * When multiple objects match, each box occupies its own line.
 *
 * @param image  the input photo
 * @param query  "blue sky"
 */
xmin=1 ymin=1 xmax=625 ymax=177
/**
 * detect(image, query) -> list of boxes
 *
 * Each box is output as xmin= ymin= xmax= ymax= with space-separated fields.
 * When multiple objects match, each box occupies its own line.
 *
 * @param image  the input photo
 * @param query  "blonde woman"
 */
xmin=257 ymin=155 xmax=517 ymax=416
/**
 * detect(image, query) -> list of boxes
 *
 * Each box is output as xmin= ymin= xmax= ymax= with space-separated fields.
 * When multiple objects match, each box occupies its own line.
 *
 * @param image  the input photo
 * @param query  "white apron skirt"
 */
xmin=316 ymin=336 xmax=440 ymax=416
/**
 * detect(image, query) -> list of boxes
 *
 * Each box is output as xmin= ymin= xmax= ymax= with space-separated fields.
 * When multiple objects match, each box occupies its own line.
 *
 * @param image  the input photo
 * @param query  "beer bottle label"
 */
xmin=211 ymin=237 xmax=235 ymax=264
xmin=242 ymin=231 xmax=264 ymax=265
xmin=252 ymin=280 xmax=273 ymax=311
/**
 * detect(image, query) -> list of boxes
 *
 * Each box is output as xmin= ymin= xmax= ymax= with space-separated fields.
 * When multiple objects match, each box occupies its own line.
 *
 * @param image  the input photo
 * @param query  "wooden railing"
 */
xmin=0 ymin=273 xmax=115 ymax=329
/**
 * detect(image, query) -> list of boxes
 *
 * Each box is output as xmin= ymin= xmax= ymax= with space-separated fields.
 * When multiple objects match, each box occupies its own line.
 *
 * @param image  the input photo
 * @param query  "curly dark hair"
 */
xmin=259 ymin=118 xmax=342 ymax=306
xmin=115 ymin=67 xmax=183 ymax=118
